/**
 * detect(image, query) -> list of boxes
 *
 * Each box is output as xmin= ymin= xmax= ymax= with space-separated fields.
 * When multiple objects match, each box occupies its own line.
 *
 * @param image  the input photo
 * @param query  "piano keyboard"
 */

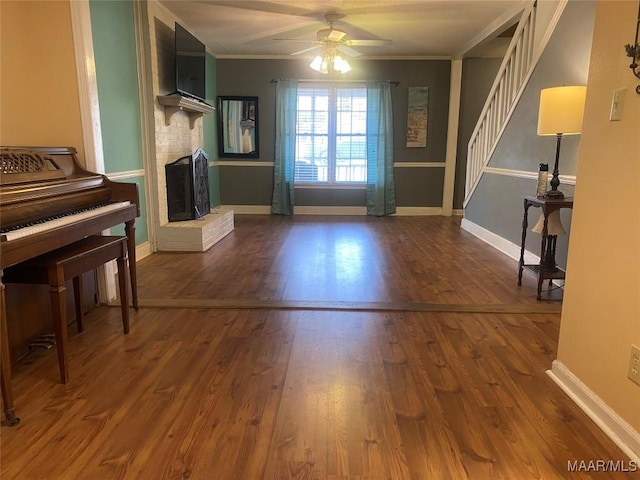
xmin=1 ymin=201 xmax=132 ymax=242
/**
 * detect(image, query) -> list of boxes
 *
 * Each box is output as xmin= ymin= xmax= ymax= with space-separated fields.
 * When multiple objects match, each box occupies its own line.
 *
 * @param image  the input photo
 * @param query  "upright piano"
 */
xmin=0 ymin=146 xmax=140 ymax=425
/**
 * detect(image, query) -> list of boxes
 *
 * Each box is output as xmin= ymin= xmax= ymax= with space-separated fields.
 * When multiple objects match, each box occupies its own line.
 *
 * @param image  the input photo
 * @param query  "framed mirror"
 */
xmin=217 ymin=96 xmax=259 ymax=158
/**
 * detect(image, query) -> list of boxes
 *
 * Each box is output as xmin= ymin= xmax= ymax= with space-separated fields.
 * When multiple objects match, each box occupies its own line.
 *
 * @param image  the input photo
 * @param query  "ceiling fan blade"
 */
xmin=291 ymin=45 xmax=321 ymax=56
xmin=337 ymin=45 xmax=361 ymax=57
xmin=327 ymin=29 xmax=347 ymax=42
xmin=348 ymin=39 xmax=393 ymax=47
xmin=272 ymin=38 xmax=318 ymax=43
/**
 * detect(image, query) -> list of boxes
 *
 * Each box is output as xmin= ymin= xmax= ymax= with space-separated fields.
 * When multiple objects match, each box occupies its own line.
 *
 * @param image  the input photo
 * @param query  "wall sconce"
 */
xmin=625 ymin=1 xmax=640 ymax=94
xmin=537 ymin=86 xmax=587 ymax=199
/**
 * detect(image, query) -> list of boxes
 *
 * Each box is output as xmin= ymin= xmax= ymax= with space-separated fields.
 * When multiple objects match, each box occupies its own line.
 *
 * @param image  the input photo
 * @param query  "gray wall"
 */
xmin=216 ymin=58 xmax=451 ymax=208
xmin=454 ymin=57 xmax=503 ymax=209
xmin=204 ymin=53 xmax=220 ymax=207
xmin=465 ymin=0 xmax=596 ymax=268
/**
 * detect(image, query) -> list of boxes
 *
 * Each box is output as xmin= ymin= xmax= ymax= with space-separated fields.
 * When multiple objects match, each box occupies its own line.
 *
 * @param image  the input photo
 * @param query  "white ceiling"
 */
xmin=159 ymin=0 xmax=526 ymax=59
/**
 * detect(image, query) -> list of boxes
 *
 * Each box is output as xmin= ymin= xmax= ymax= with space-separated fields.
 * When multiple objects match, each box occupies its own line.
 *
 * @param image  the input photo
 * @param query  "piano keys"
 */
xmin=0 ymin=146 xmax=140 ymax=425
xmin=1 ymin=201 xmax=132 ymax=241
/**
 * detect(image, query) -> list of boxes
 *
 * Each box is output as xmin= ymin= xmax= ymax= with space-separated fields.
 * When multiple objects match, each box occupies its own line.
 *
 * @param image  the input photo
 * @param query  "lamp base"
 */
xmin=544 ymin=189 xmax=564 ymax=199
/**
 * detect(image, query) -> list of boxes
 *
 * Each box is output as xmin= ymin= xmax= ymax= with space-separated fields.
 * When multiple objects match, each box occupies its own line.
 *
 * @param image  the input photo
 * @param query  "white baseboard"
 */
xmin=394 ymin=206 xmax=442 ymax=216
xmin=226 ymin=205 xmax=446 ymax=216
xmin=136 ymin=241 xmax=152 ymax=261
xmin=225 ymin=205 xmax=271 ymax=215
xmin=460 ymin=217 xmax=539 ymax=265
xmin=295 ymin=206 xmax=367 ymax=215
xmin=547 ymin=361 xmax=640 ymax=462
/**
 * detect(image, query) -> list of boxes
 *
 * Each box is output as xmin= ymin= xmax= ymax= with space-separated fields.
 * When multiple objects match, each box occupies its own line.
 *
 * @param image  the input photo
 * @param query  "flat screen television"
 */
xmin=175 ymin=22 xmax=206 ymax=103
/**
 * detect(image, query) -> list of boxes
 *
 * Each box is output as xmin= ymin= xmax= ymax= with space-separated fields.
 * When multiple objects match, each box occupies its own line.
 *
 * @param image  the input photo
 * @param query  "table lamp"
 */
xmin=537 ymin=86 xmax=587 ymax=199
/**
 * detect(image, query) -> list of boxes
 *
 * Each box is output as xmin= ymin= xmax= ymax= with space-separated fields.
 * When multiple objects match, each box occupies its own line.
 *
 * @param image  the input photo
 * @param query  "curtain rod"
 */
xmin=271 ymin=79 xmax=399 ymax=86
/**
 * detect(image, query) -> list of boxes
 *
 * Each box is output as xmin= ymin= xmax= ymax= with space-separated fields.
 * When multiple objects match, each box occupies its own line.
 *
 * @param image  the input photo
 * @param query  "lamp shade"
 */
xmin=532 ymin=210 xmax=566 ymax=235
xmin=537 ymin=86 xmax=587 ymax=136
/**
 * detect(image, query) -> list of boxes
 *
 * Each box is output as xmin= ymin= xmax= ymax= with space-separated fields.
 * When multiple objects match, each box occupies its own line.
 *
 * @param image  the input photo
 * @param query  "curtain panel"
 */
xmin=366 ymin=80 xmax=396 ymax=216
xmin=271 ymin=79 xmax=298 ymax=215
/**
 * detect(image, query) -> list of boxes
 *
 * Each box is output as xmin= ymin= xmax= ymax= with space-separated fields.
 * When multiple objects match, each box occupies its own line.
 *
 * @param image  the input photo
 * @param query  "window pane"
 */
xmin=336 ymin=136 xmax=366 ymax=182
xmin=296 ymin=135 xmax=327 ymax=182
xmin=294 ymin=84 xmax=367 ymax=184
xmin=335 ymin=88 xmax=367 ymax=183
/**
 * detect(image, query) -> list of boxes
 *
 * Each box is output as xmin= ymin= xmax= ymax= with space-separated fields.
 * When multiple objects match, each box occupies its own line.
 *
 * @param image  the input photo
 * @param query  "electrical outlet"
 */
xmin=628 ymin=344 xmax=640 ymax=387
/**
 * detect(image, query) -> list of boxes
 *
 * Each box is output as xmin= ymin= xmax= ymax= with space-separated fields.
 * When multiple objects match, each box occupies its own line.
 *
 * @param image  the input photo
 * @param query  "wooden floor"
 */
xmin=1 ymin=216 xmax=633 ymax=479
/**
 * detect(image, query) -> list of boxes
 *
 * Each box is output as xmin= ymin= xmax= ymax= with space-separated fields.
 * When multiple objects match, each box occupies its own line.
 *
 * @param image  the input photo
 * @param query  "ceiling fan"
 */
xmin=274 ymin=13 xmax=393 ymax=58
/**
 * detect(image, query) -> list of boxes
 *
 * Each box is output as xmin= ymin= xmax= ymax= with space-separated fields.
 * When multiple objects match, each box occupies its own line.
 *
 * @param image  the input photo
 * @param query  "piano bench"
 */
xmin=3 ymin=235 xmax=130 ymax=384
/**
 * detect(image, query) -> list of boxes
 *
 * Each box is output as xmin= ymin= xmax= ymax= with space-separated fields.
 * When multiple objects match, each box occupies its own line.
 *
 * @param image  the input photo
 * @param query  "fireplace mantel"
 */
xmin=157 ymin=94 xmax=214 ymax=129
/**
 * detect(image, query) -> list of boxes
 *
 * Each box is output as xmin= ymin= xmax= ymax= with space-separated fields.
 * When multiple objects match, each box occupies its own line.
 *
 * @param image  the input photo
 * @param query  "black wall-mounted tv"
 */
xmin=175 ymin=22 xmax=206 ymax=103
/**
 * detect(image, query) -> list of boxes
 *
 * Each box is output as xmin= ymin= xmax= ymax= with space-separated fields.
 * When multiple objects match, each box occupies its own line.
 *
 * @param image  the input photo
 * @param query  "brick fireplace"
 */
xmin=150 ymin=5 xmax=234 ymax=252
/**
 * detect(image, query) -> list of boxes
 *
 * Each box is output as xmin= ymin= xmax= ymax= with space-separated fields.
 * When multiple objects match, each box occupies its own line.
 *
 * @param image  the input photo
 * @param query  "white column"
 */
xmin=70 ymin=0 xmax=116 ymax=303
xmin=69 ymin=0 xmax=104 ymax=174
xmin=441 ymin=58 xmax=463 ymax=216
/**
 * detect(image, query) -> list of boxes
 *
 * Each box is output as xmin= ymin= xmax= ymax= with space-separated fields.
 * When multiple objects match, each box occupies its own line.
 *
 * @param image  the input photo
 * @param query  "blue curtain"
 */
xmin=366 ymin=80 xmax=396 ymax=216
xmin=271 ymin=79 xmax=298 ymax=215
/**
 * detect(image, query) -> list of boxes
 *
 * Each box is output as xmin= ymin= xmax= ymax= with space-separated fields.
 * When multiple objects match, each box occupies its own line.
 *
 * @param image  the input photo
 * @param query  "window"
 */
xmin=294 ymin=83 xmax=367 ymax=184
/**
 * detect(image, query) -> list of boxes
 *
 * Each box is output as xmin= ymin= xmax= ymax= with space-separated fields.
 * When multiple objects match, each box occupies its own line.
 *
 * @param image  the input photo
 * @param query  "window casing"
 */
xmin=295 ymin=83 xmax=367 ymax=184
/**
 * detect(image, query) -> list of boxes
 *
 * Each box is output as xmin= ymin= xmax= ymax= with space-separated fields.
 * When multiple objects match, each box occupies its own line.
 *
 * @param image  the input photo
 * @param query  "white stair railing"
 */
xmin=464 ymin=2 xmax=537 ymax=207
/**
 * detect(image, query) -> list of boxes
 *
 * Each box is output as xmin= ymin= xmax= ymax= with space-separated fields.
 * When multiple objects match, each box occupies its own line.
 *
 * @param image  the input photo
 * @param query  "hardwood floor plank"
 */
xmin=2 ymin=216 xmax=635 ymax=480
xmin=378 ymin=322 xmax=466 ymax=480
xmin=2 ymin=307 xmax=635 ymax=479
xmin=135 ymin=297 xmax=562 ymax=314
xmin=135 ymin=216 xmax=552 ymax=307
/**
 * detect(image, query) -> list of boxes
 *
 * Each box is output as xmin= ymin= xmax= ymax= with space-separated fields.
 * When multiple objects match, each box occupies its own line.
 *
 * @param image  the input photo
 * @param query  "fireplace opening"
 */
xmin=165 ymin=148 xmax=210 ymax=222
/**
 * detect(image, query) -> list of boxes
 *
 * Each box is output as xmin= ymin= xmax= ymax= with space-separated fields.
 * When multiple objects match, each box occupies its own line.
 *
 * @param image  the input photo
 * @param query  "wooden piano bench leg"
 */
xmin=115 ymin=240 xmax=130 ymax=334
xmin=125 ymin=220 xmax=138 ymax=311
xmin=48 ymin=280 xmax=70 ymax=385
xmin=73 ymin=276 xmax=84 ymax=333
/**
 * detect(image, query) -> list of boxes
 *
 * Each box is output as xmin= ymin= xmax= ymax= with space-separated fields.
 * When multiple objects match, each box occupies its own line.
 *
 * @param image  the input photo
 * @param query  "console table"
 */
xmin=518 ymin=195 xmax=574 ymax=300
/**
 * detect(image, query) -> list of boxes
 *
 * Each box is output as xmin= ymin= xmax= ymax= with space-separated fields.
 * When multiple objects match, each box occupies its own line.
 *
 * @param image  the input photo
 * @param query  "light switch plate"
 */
xmin=628 ymin=344 xmax=640 ymax=387
xmin=609 ymin=88 xmax=626 ymax=121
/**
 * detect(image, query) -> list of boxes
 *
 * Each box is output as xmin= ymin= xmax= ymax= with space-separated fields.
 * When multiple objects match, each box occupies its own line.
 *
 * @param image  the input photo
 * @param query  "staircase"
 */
xmin=464 ymin=2 xmax=538 ymax=207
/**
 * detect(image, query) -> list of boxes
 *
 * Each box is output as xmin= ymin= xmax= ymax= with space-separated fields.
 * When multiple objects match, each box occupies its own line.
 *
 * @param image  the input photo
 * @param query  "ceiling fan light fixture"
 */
xmin=333 ymin=55 xmax=351 ymax=73
xmin=310 ymin=52 xmax=350 ymax=74
xmin=278 ymin=12 xmax=392 ymax=64
xmin=310 ymin=54 xmax=329 ymax=74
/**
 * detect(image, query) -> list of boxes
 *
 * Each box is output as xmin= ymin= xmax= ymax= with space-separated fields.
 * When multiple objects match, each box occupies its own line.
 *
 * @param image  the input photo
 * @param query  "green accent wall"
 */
xmin=90 ymin=0 xmax=142 ymax=173
xmin=90 ymin=0 xmax=148 ymax=244
xmin=109 ymin=176 xmax=148 ymax=245
xmin=204 ymin=52 xmax=220 ymax=207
